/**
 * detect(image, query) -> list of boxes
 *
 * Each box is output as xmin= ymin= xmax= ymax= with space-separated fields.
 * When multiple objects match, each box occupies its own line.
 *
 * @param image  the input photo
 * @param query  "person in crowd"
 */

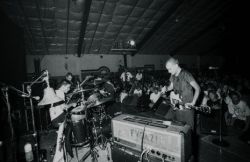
xmin=120 ymin=89 xmax=128 ymax=103
xmin=120 ymin=68 xmax=133 ymax=91
xmin=206 ymin=90 xmax=221 ymax=110
xmin=133 ymin=85 xmax=143 ymax=97
xmin=224 ymin=91 xmax=250 ymax=132
xmin=135 ymin=70 xmax=143 ymax=82
xmin=149 ymin=87 xmax=161 ymax=108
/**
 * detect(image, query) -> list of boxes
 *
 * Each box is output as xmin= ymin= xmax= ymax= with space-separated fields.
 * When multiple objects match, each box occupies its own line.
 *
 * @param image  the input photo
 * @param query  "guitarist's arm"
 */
xmin=63 ymin=102 xmax=77 ymax=111
xmin=161 ymin=82 xmax=173 ymax=94
xmin=186 ymin=80 xmax=200 ymax=107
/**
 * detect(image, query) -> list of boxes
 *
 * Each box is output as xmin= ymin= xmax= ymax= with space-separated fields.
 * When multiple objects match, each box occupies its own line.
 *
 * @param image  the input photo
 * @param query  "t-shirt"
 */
xmin=150 ymin=92 xmax=161 ymax=103
xmin=55 ymin=89 xmax=65 ymax=101
xmin=120 ymin=72 xmax=133 ymax=82
xmin=170 ymin=69 xmax=195 ymax=104
xmin=225 ymin=96 xmax=250 ymax=121
xmin=134 ymin=89 xmax=142 ymax=96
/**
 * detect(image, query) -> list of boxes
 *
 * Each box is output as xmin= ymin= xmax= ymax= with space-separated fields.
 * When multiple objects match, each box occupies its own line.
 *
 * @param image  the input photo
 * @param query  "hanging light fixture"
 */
xmin=111 ymin=39 xmax=137 ymax=52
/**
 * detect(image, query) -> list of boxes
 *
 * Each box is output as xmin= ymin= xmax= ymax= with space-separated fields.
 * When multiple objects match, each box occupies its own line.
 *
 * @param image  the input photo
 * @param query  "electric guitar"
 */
xmin=170 ymin=91 xmax=211 ymax=114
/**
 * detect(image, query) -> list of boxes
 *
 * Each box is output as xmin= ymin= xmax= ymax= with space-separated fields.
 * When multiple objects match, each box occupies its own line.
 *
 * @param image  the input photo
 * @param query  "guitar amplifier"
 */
xmin=111 ymin=114 xmax=192 ymax=162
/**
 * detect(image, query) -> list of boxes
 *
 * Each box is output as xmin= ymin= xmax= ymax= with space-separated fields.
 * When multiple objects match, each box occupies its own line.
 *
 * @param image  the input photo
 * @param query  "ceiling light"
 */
xmin=128 ymin=40 xmax=136 ymax=46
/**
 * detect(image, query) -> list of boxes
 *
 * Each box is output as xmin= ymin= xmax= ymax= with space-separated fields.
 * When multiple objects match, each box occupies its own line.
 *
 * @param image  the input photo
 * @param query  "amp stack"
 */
xmin=111 ymin=114 xmax=192 ymax=162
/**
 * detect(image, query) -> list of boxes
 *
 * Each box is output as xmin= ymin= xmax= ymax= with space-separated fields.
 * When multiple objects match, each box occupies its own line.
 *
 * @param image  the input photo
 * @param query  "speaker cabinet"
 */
xmin=111 ymin=143 xmax=163 ymax=162
xmin=154 ymin=98 xmax=172 ymax=118
xmin=199 ymin=109 xmax=227 ymax=135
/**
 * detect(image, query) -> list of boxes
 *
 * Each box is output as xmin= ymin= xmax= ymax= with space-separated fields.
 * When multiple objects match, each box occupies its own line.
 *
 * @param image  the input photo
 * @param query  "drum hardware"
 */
xmin=66 ymin=88 xmax=95 ymax=97
xmin=55 ymin=81 xmax=113 ymax=161
xmin=0 ymin=71 xmax=51 ymax=162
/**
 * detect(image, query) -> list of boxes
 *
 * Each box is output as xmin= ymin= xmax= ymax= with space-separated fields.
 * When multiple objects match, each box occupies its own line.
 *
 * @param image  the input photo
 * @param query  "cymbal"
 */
xmin=67 ymin=88 xmax=94 ymax=96
xmin=87 ymin=97 xmax=113 ymax=108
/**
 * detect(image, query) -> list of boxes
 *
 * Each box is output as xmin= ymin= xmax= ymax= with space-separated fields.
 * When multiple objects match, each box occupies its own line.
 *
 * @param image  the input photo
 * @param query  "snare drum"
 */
xmin=71 ymin=106 xmax=86 ymax=121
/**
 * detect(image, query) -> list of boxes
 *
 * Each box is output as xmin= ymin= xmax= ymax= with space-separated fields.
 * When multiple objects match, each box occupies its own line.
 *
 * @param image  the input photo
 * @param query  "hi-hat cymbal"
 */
xmin=67 ymin=88 xmax=94 ymax=96
xmin=87 ymin=97 xmax=113 ymax=108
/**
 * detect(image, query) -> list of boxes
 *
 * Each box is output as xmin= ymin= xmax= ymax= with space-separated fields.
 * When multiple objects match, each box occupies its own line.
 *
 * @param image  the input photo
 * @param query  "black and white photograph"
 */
xmin=0 ymin=0 xmax=249 ymax=162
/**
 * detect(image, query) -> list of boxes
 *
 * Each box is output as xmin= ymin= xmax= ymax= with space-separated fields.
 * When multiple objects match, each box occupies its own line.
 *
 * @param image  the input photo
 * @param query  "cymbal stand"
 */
xmin=27 ymin=86 xmax=40 ymax=161
xmin=23 ymin=70 xmax=48 ymax=161
xmin=79 ymin=117 xmax=99 ymax=162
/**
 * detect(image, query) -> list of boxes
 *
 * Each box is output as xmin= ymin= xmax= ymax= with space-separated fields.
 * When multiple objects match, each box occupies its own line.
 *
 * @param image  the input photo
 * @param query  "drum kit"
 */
xmin=36 ymin=74 xmax=114 ymax=161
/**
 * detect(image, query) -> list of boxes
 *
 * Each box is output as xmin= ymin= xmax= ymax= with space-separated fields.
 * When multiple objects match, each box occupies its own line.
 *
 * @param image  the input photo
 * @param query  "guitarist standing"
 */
xmin=164 ymin=57 xmax=201 ymax=130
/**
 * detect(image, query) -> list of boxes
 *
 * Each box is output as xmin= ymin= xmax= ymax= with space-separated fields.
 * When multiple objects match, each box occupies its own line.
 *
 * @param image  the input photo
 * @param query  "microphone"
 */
xmin=21 ymin=94 xmax=40 ymax=100
xmin=41 ymin=70 xmax=48 ymax=78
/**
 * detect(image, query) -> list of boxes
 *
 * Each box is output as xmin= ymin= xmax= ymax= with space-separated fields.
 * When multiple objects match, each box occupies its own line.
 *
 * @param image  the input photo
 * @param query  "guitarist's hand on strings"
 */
xmin=185 ymin=102 xmax=195 ymax=109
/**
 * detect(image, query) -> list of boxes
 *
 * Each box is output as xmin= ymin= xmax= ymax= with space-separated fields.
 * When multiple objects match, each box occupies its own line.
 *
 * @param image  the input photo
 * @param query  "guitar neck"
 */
xmin=177 ymin=102 xmax=211 ymax=113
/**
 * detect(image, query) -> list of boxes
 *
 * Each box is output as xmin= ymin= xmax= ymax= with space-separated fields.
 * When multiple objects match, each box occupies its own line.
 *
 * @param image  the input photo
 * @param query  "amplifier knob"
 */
xmin=156 ymin=151 xmax=161 ymax=156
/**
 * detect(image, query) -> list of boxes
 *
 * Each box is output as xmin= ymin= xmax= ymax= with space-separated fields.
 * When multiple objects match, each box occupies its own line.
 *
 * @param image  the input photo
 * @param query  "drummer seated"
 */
xmin=51 ymin=80 xmax=77 ymax=128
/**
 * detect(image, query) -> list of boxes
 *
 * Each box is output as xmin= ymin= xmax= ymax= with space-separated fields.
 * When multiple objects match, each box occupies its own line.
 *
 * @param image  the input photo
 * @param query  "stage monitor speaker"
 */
xmin=122 ymin=95 xmax=139 ymax=106
xmin=199 ymin=109 xmax=227 ymax=135
xmin=154 ymin=98 xmax=172 ymax=118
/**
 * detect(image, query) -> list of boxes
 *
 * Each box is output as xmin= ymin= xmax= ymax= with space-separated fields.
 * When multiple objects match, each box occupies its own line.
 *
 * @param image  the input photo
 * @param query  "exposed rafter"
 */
xmin=77 ymin=0 xmax=92 ymax=57
xmin=87 ymin=0 xmax=108 ymax=54
xmin=34 ymin=0 xmax=49 ymax=55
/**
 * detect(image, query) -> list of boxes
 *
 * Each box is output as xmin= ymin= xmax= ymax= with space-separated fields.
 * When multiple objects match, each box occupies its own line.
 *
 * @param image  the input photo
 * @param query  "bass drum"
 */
xmin=70 ymin=106 xmax=88 ymax=145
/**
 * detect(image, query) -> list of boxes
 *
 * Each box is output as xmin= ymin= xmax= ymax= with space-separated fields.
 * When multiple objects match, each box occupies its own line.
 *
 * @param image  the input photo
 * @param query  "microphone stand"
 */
xmin=19 ymin=70 xmax=48 ymax=162
xmin=25 ymin=70 xmax=49 ymax=162
xmin=1 ymin=79 xmax=44 ymax=162
xmin=7 ymin=84 xmax=41 ymax=161
xmin=212 ymin=96 xmax=229 ymax=147
xmin=27 ymin=87 xmax=40 ymax=161
xmin=1 ymin=86 xmax=17 ymax=162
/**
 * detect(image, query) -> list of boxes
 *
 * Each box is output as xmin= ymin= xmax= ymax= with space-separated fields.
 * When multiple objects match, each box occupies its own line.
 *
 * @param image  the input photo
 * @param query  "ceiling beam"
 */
xmin=66 ymin=0 xmax=71 ymax=55
xmin=77 ymin=0 xmax=92 ymax=57
xmin=34 ymin=0 xmax=49 ymax=55
xmin=132 ymin=0 xmax=185 ymax=56
xmin=87 ymin=0 xmax=108 ymax=54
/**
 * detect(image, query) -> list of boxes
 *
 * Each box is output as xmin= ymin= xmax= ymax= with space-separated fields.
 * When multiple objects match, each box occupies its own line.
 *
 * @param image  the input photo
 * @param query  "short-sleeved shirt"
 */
xmin=170 ymin=69 xmax=195 ymax=104
xmin=120 ymin=72 xmax=133 ymax=82
xmin=225 ymin=96 xmax=250 ymax=121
